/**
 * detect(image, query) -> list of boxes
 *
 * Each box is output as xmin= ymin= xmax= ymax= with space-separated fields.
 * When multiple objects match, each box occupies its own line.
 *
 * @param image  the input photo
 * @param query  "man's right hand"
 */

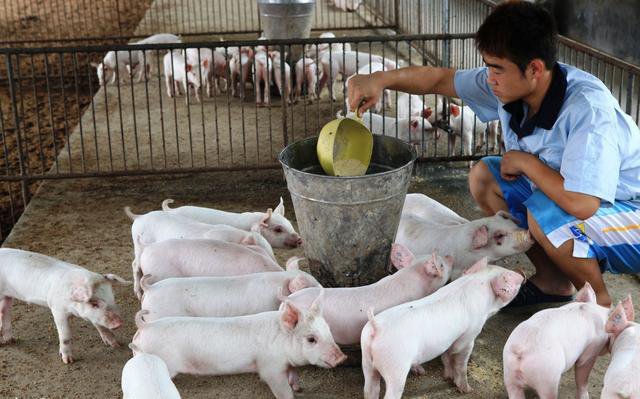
xmin=347 ymin=71 xmax=387 ymax=117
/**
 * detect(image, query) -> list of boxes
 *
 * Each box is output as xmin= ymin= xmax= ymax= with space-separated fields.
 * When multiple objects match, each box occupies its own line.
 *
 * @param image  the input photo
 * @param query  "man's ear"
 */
xmin=528 ymin=59 xmax=546 ymax=80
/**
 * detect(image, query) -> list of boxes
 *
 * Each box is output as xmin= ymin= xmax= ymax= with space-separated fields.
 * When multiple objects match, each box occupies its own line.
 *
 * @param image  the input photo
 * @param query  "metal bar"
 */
xmin=5 ymin=54 xmax=30 ymax=204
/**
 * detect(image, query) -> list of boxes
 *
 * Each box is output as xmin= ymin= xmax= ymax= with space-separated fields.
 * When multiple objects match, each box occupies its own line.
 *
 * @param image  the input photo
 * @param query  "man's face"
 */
xmin=483 ymin=53 xmax=533 ymax=104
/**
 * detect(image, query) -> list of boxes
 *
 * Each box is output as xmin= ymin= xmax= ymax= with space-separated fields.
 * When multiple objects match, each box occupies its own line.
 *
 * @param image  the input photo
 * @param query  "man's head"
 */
xmin=476 ymin=1 xmax=558 ymax=103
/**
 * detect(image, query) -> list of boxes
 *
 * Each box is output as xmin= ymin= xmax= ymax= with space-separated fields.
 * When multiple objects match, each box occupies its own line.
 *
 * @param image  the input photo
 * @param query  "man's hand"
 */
xmin=500 ymin=150 xmax=535 ymax=181
xmin=347 ymin=72 xmax=386 ymax=116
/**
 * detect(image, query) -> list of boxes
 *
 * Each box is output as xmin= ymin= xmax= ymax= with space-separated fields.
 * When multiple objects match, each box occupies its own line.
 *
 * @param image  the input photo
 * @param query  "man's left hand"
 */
xmin=500 ymin=151 xmax=536 ymax=181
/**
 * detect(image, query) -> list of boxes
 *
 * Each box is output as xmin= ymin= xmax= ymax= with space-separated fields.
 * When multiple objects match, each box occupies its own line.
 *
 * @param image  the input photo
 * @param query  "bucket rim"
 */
xmin=278 ymin=135 xmax=417 ymax=180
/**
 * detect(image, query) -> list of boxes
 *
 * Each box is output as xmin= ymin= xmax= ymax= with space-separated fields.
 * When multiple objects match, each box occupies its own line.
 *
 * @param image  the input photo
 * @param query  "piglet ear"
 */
xmin=606 ymin=301 xmax=630 ymax=337
xmin=422 ymin=107 xmax=432 ymax=119
xmin=280 ymin=301 xmax=301 ymax=332
xmin=422 ymin=258 xmax=441 ymax=278
xmin=309 ymin=289 xmax=324 ymax=318
xmin=463 ymin=257 xmax=488 ymax=275
xmin=410 ymin=119 xmax=419 ymax=130
xmin=472 ymin=225 xmax=489 ymax=250
xmin=202 ymin=59 xmax=209 ymax=68
xmin=450 ymin=104 xmax=460 ymax=117
xmin=621 ymin=294 xmax=635 ymax=321
xmin=240 ymin=233 xmax=257 ymax=246
xmin=70 ymin=278 xmax=93 ymax=302
xmin=274 ymin=197 xmax=285 ymax=216
xmin=390 ymin=243 xmax=415 ymax=270
xmin=574 ymin=282 xmax=597 ymax=304
xmin=287 ymin=275 xmax=310 ymax=294
xmin=260 ymin=208 xmax=273 ymax=227
xmin=186 ymin=64 xmax=192 ymax=72
xmin=285 ymin=256 xmax=303 ymax=271
xmin=490 ymin=270 xmax=524 ymax=302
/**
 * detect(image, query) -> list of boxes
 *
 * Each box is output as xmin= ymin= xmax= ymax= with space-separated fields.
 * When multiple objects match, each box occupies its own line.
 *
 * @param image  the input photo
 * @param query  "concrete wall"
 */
xmin=542 ymin=0 xmax=640 ymax=65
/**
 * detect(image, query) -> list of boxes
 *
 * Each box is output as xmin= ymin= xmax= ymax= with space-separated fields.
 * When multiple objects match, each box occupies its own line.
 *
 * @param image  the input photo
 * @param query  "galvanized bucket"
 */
xmin=279 ymin=135 xmax=416 ymax=287
xmin=258 ymin=0 xmax=316 ymax=40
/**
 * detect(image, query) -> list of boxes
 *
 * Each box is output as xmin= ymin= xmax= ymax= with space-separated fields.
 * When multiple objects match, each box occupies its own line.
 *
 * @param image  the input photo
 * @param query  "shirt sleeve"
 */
xmin=561 ymin=98 xmax=620 ymax=204
xmin=453 ymin=67 xmax=501 ymax=122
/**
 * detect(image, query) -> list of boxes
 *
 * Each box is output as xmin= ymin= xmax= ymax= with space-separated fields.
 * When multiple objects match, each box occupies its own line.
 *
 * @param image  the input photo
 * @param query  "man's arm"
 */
xmin=347 ymin=66 xmax=457 ymax=114
xmin=501 ymin=151 xmax=601 ymax=220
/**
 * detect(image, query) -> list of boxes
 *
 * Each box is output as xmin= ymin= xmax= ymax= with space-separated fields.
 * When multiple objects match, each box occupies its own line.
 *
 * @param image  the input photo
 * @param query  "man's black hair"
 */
xmin=476 ymin=1 xmax=558 ymax=73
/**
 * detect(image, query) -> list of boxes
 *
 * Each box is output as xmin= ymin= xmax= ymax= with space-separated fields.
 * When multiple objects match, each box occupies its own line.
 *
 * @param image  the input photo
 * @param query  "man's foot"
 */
xmin=506 ymin=279 xmax=574 ymax=308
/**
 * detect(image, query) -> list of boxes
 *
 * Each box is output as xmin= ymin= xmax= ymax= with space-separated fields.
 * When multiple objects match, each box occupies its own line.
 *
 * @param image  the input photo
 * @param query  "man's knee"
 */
xmin=469 ymin=160 xmax=494 ymax=198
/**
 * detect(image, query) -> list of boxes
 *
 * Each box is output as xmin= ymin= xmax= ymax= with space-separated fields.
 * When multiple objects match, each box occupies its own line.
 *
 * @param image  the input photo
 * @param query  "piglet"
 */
xmin=122 ymin=346 xmax=181 ymax=399
xmin=270 ymin=51 xmax=293 ymax=105
xmin=132 ymin=291 xmax=347 ymax=398
xmin=601 ymin=295 xmax=639 ymax=399
xmin=184 ymin=47 xmax=214 ymax=97
xmin=0 ymin=248 xmax=130 ymax=364
xmin=361 ymin=258 xmax=523 ymax=398
xmin=396 ymin=200 xmax=532 ymax=279
xmin=294 ymin=57 xmax=318 ymax=104
xmin=402 ymin=193 xmax=468 ymax=225
xmin=163 ymin=51 xmax=200 ymax=104
xmin=125 ymin=207 xmax=274 ymax=298
xmin=503 ymin=283 xmax=610 ymax=399
xmin=229 ymin=46 xmax=254 ymax=98
xmin=446 ymin=104 xmax=488 ymax=156
xmin=254 ymin=48 xmax=273 ymax=106
xmin=140 ymin=257 xmax=320 ymax=321
xmin=128 ymin=33 xmax=182 ymax=82
xmin=91 ymin=50 xmax=140 ymax=86
xmin=161 ymin=197 xmax=302 ymax=249
xmin=284 ymin=244 xmax=451 ymax=345
xmin=338 ymin=111 xmax=431 ymax=146
xmin=137 ymin=237 xmax=285 ymax=287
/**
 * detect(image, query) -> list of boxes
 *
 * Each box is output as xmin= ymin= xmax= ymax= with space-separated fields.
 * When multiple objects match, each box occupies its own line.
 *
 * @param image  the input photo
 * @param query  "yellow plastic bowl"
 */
xmin=316 ymin=114 xmax=373 ymax=177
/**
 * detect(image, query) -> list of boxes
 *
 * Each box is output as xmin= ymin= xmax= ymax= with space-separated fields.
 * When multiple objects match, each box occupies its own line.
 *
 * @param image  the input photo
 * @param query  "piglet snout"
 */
xmin=324 ymin=345 xmax=347 ymax=368
xmin=107 ymin=313 xmax=123 ymax=330
xmin=286 ymin=236 xmax=303 ymax=248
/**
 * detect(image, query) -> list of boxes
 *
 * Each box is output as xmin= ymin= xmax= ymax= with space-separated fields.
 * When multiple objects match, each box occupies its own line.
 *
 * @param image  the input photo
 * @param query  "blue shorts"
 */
xmin=482 ymin=156 xmax=640 ymax=274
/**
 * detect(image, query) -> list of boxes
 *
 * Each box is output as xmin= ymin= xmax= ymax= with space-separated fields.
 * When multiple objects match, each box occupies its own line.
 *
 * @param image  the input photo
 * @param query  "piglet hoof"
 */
xmin=455 ymin=382 xmax=472 ymax=394
xmin=60 ymin=351 xmax=74 ymax=364
xmin=411 ymin=364 xmax=426 ymax=376
xmin=102 ymin=335 xmax=120 ymax=348
xmin=0 ymin=335 xmax=15 ymax=345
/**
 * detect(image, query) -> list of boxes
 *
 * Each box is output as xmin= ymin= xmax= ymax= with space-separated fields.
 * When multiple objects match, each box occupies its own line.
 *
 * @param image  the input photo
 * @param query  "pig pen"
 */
xmin=2 ymin=0 xmax=640 ymax=398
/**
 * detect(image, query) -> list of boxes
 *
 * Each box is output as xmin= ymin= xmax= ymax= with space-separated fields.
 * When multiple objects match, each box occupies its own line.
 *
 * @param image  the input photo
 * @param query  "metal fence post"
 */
xmin=281 ymin=44 xmax=289 ymax=148
xmin=442 ymin=0 xmax=451 ymax=67
xmin=5 ymin=53 xmax=30 ymax=206
xmin=394 ymin=0 xmax=401 ymax=32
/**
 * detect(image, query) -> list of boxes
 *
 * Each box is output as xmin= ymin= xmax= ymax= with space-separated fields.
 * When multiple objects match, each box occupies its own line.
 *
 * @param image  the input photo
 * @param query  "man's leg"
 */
xmin=469 ymin=160 xmax=575 ymax=299
xmin=527 ymin=211 xmax=611 ymax=306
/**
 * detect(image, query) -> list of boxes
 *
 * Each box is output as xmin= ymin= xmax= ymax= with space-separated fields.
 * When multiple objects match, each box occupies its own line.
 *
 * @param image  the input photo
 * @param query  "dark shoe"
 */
xmin=505 ymin=280 xmax=574 ymax=308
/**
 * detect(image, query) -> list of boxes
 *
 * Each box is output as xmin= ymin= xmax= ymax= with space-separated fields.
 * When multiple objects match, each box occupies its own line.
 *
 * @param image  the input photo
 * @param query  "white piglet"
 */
xmin=91 ymin=50 xmax=140 ymax=86
xmin=132 ymin=291 xmax=347 ymax=398
xmin=161 ymin=197 xmax=302 ymax=249
xmin=270 ymin=51 xmax=293 ymax=104
xmin=396 ymin=201 xmax=532 ymax=279
xmin=402 ymin=193 xmax=469 ymax=225
xmin=121 ymin=347 xmax=181 ymax=399
xmin=357 ymin=111 xmax=432 ymax=145
xmin=137 ymin=238 xmax=285 ymax=286
xmin=503 ymin=283 xmax=611 ymax=399
xmin=601 ymin=295 xmax=639 ymax=399
xmin=284 ymin=244 xmax=451 ymax=345
xmin=254 ymin=49 xmax=273 ymax=106
xmin=0 ymin=248 xmax=130 ymax=364
xmin=128 ymin=33 xmax=182 ymax=81
xmin=361 ymin=258 xmax=524 ymax=398
xmin=140 ymin=257 xmax=320 ymax=321
xmin=163 ymin=51 xmax=201 ymax=104
xmin=447 ymin=104 xmax=488 ymax=156
xmin=184 ymin=47 xmax=214 ymax=98
xmin=294 ymin=57 xmax=318 ymax=103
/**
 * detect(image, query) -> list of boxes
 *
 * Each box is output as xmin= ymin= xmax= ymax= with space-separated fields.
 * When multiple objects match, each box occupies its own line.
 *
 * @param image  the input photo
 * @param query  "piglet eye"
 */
xmin=307 ymin=336 xmax=316 ymax=344
xmin=274 ymin=226 xmax=283 ymax=233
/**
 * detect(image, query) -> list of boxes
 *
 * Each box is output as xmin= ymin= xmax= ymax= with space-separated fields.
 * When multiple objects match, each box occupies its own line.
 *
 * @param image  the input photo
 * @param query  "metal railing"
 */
xmin=0 ymin=0 xmax=399 ymax=46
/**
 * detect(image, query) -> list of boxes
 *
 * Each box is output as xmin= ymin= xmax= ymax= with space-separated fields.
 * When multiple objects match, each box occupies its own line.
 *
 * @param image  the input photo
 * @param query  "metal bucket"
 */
xmin=279 ymin=135 xmax=416 ymax=287
xmin=258 ymin=0 xmax=316 ymax=40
